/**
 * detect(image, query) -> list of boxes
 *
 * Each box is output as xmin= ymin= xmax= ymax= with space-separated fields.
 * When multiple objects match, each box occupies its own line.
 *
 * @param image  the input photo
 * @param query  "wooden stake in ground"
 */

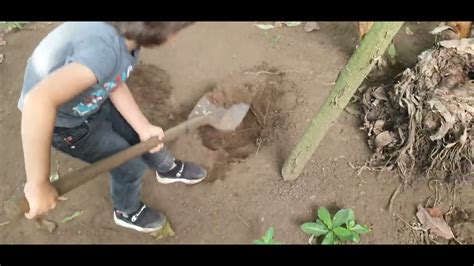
xmin=281 ymin=22 xmax=404 ymax=181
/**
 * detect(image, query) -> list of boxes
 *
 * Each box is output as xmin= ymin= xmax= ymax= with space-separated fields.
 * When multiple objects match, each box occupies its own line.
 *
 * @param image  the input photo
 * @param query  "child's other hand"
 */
xmin=24 ymin=181 xmax=58 ymax=219
xmin=138 ymin=124 xmax=165 ymax=153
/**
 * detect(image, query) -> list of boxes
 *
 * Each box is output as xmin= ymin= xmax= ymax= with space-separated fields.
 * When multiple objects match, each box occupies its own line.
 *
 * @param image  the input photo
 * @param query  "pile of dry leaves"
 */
xmin=361 ymin=39 xmax=474 ymax=182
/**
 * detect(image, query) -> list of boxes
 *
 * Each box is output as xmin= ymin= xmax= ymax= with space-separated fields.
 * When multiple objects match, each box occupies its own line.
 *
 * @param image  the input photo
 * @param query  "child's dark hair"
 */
xmin=107 ymin=22 xmax=194 ymax=46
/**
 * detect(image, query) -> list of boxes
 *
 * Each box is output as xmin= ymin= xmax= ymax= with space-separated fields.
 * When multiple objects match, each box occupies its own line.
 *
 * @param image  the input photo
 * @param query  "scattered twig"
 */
xmin=235 ymin=212 xmax=250 ymax=228
xmin=394 ymin=213 xmax=426 ymax=244
xmin=425 ymin=195 xmax=435 ymax=208
xmin=243 ymin=69 xmax=301 ymax=76
xmin=235 ymin=127 xmax=260 ymax=133
xmin=422 ymin=230 xmax=431 ymax=245
xmin=182 ymin=199 xmax=189 ymax=207
xmin=368 ymin=154 xmax=397 ymax=181
xmin=255 ymin=138 xmax=263 ymax=156
xmin=388 ymin=181 xmax=403 ymax=213
xmin=434 ymin=182 xmax=441 ymax=207
xmin=394 ymin=213 xmax=426 ymax=232
xmin=57 ymin=196 xmax=68 ymax=201
xmin=347 ymin=162 xmax=382 ymax=175
xmin=427 ymin=179 xmax=443 ymax=207
xmin=0 ymin=221 xmax=10 ymax=226
xmin=445 ymin=182 xmax=457 ymax=217
xmin=262 ymin=100 xmax=270 ymax=126
xmin=357 ymin=165 xmax=374 ymax=176
xmin=453 ymin=237 xmax=465 ymax=245
xmin=250 ymin=107 xmax=263 ymax=126
xmin=270 ymin=109 xmax=295 ymax=114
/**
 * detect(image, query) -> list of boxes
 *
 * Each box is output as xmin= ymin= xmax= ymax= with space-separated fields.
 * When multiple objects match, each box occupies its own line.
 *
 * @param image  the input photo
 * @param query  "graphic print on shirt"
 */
xmin=72 ymin=65 xmax=133 ymax=116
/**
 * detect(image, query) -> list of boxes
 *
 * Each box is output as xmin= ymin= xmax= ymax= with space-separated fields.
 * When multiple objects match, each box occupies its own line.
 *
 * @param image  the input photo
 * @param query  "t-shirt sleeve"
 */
xmin=65 ymin=36 xmax=118 ymax=84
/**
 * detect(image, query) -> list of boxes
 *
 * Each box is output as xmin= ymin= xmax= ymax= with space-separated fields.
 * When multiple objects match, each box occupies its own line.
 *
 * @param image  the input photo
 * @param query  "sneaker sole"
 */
xmin=156 ymin=171 xmax=207 ymax=185
xmin=113 ymin=212 xmax=166 ymax=233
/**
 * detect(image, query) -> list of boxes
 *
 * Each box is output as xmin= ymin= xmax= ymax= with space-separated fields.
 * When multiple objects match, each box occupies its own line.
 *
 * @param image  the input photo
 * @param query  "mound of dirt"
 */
xmin=360 ymin=45 xmax=474 ymax=182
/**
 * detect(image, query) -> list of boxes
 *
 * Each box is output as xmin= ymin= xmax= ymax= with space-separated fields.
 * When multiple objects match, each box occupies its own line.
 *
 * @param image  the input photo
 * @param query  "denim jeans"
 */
xmin=52 ymin=100 xmax=175 ymax=213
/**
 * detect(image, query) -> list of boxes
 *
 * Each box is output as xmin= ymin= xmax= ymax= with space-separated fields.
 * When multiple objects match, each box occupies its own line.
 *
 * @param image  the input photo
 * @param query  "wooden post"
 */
xmin=281 ymin=22 xmax=404 ymax=181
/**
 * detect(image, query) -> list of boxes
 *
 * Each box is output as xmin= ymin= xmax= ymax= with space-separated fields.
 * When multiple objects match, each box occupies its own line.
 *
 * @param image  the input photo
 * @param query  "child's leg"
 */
xmin=53 ymin=111 xmax=168 ymax=232
xmin=108 ymin=102 xmax=207 ymax=184
xmin=52 ymin=113 xmax=146 ymax=214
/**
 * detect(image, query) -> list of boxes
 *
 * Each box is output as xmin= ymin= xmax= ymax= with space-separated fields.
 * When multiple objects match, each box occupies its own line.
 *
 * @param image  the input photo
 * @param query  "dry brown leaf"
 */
xmin=430 ymin=26 xmax=454 ymax=35
xmin=150 ymin=221 xmax=175 ymax=240
xmin=0 ymin=37 xmax=6 ymax=46
xmin=439 ymin=38 xmax=474 ymax=55
xmin=428 ymin=99 xmax=455 ymax=140
xmin=416 ymin=206 xmax=430 ymax=226
xmin=373 ymin=120 xmax=385 ymax=134
xmin=304 ymin=22 xmax=320 ymax=32
xmin=405 ymin=26 xmax=414 ymax=36
xmin=0 ymin=53 xmax=4 ymax=64
xmin=427 ymin=207 xmax=443 ymax=218
xmin=374 ymin=120 xmax=385 ymax=129
xmin=416 ymin=205 xmax=454 ymax=240
xmin=375 ymin=131 xmax=395 ymax=150
xmin=36 ymin=219 xmax=57 ymax=233
xmin=373 ymin=86 xmax=389 ymax=101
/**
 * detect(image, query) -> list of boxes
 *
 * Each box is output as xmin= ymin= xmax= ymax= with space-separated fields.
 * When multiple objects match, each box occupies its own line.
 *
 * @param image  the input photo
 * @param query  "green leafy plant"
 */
xmin=0 ymin=22 xmax=26 ymax=32
xmin=254 ymin=227 xmax=280 ymax=244
xmin=301 ymin=207 xmax=370 ymax=245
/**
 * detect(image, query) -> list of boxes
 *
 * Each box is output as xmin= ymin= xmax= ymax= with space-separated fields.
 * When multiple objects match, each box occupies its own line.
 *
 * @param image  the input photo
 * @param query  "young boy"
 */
xmin=18 ymin=22 xmax=207 ymax=233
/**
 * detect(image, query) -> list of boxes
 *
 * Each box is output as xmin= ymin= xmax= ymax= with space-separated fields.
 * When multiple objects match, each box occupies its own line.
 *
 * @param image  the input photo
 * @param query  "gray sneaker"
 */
xmin=113 ymin=202 xmax=167 ymax=233
xmin=156 ymin=160 xmax=207 ymax=185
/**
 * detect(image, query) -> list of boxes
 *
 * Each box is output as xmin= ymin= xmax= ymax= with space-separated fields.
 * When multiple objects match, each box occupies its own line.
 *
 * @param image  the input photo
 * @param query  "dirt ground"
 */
xmin=0 ymin=22 xmax=472 ymax=244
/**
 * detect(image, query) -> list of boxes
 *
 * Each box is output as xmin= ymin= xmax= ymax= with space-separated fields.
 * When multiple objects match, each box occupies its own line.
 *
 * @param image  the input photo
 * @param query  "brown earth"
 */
xmin=0 ymin=22 xmax=472 ymax=244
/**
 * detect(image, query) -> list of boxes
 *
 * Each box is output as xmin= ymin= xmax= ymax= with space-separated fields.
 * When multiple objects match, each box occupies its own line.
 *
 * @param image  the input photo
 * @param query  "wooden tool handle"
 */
xmin=13 ymin=115 xmax=212 ymax=218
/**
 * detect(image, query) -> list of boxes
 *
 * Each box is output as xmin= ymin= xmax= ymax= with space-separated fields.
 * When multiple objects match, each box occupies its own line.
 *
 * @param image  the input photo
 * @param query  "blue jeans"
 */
xmin=52 ymin=101 xmax=175 ymax=213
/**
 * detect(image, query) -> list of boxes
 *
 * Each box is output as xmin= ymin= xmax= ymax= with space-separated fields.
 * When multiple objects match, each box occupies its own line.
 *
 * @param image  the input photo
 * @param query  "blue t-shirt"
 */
xmin=18 ymin=22 xmax=140 ymax=127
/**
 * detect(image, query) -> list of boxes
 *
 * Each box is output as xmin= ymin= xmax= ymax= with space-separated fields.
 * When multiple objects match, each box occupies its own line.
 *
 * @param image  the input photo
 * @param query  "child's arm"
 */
xmin=21 ymin=63 xmax=98 ymax=219
xmin=108 ymin=82 xmax=164 ymax=153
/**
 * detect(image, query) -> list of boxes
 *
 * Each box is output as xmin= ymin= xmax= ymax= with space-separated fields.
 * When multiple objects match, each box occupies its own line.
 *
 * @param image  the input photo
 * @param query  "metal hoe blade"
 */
xmin=188 ymin=96 xmax=250 ymax=131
